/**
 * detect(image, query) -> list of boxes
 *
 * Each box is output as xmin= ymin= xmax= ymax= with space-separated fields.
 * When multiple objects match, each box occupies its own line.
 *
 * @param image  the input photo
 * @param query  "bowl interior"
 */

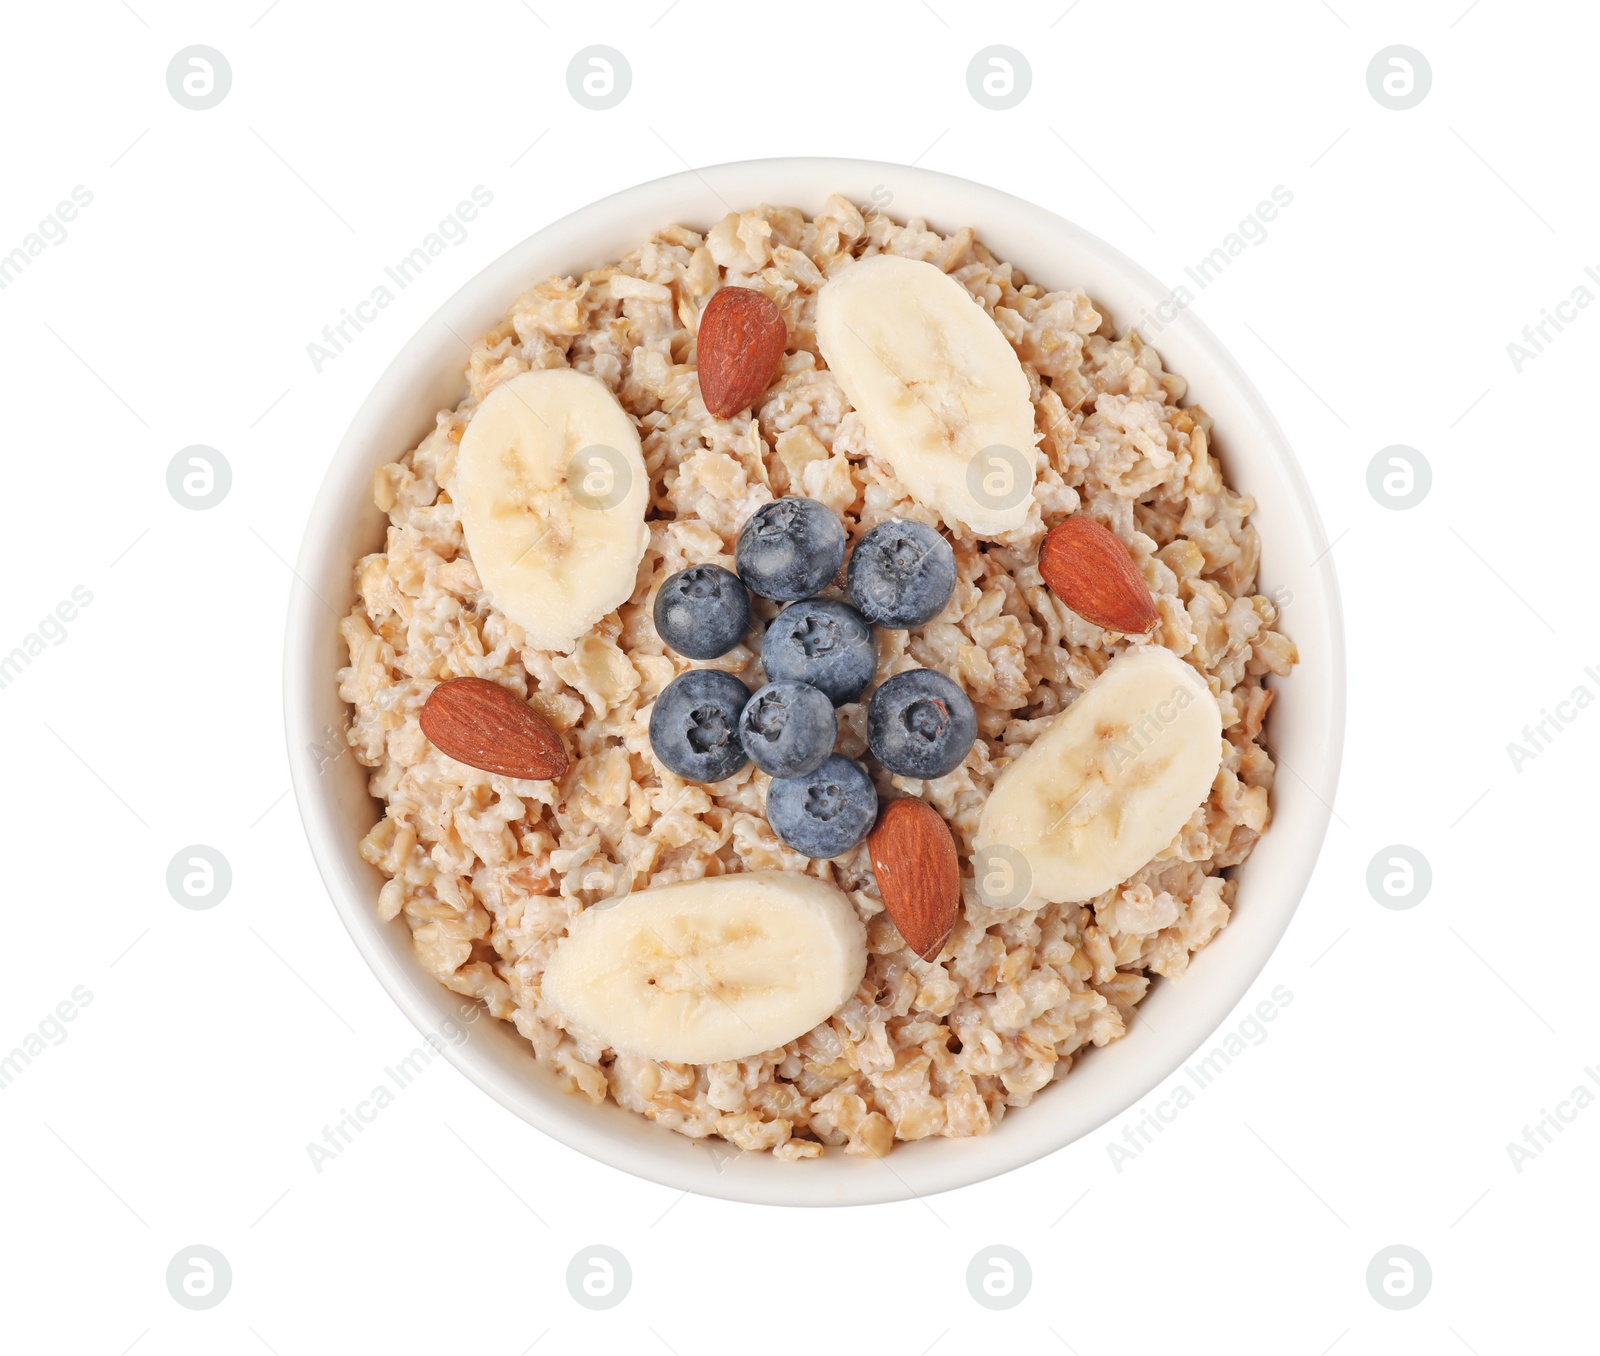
xmin=286 ymin=158 xmax=1344 ymax=1207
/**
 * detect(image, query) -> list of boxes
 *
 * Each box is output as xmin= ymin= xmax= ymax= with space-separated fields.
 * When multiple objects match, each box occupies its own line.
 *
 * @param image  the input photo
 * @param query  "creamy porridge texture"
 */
xmin=338 ymin=198 xmax=1297 ymax=1158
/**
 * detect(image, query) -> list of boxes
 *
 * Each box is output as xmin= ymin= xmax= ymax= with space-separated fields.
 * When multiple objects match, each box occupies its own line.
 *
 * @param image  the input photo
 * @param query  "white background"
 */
xmin=1 ymin=1 xmax=1594 ymax=1351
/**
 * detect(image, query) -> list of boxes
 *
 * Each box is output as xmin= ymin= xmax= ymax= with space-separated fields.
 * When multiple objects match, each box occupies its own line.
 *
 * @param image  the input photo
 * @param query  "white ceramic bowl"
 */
xmin=285 ymin=157 xmax=1345 ymax=1207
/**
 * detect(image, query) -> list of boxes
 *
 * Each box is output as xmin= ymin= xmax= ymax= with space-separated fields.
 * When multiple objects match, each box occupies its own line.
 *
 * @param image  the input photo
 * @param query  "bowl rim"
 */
xmin=285 ymin=155 xmax=1346 ymax=1206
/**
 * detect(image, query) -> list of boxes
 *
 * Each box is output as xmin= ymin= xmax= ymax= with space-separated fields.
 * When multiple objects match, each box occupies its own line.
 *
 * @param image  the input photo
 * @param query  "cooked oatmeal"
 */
xmin=338 ymin=198 xmax=1297 ymax=1158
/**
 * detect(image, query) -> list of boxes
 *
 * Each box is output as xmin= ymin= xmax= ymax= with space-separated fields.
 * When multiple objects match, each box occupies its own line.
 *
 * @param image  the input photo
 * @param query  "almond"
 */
xmin=1038 ymin=517 xmax=1159 ymax=634
xmin=419 ymin=677 xmax=570 ymax=781
xmin=696 ymin=286 xmax=786 ymax=419
xmin=867 ymin=798 xmax=960 ymax=962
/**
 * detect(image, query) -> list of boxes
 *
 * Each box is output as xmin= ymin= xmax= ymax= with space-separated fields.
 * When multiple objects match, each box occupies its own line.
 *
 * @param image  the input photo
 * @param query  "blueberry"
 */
xmin=761 ymin=597 xmax=877 ymax=706
xmin=867 ymin=669 xmax=977 ymax=779
xmin=766 ymin=754 xmax=878 ymax=858
xmin=653 ymin=564 xmax=751 ymax=660
xmin=735 ymin=497 xmax=847 ymax=601
xmin=648 ymin=669 xmax=750 ymax=782
xmin=738 ymin=680 xmax=837 ymax=778
xmin=847 ymin=520 xmax=956 ymax=628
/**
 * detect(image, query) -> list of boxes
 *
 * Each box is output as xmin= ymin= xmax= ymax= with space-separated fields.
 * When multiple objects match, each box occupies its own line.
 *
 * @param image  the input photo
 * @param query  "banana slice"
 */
xmin=975 ymin=646 xmax=1223 ymax=905
xmin=454 ymin=368 xmax=649 ymax=653
xmin=541 ymin=871 xmax=867 ymax=1065
xmin=815 ymin=254 xmax=1038 ymax=536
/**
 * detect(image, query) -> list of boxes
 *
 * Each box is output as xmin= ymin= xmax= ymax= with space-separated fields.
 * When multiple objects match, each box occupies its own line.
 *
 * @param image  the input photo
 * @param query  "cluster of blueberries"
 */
xmin=648 ymin=497 xmax=977 ymax=858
